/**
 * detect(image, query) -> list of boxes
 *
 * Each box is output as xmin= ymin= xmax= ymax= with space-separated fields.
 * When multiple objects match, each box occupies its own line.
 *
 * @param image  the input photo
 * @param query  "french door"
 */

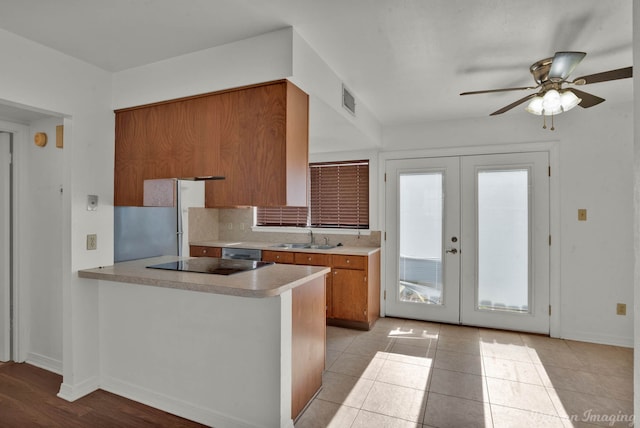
xmin=385 ymin=152 xmax=550 ymax=334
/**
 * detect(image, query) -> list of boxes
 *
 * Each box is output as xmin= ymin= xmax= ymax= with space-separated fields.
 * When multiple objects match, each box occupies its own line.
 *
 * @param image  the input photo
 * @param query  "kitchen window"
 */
xmin=256 ymin=160 xmax=369 ymax=229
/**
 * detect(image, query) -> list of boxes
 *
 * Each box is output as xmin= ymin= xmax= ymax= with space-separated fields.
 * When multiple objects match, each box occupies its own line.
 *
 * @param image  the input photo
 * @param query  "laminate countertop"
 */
xmin=190 ymin=240 xmax=380 ymax=256
xmin=78 ymin=255 xmax=330 ymax=298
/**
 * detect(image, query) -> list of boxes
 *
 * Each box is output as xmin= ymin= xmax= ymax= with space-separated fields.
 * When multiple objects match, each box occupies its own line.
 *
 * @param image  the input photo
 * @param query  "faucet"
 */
xmin=323 ymin=236 xmax=329 ymax=245
xmin=309 ymin=230 xmax=315 ymax=245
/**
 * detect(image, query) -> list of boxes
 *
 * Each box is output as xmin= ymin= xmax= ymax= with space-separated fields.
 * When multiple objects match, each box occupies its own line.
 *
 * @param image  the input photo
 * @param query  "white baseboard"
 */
xmin=101 ymin=375 xmax=274 ymax=428
xmin=26 ymin=352 xmax=62 ymax=375
xmin=558 ymin=330 xmax=633 ymax=348
xmin=57 ymin=375 xmax=100 ymax=402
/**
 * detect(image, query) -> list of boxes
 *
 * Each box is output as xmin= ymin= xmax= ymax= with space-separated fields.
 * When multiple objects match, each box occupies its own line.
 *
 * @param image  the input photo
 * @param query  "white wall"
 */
xmin=0 ymin=28 xmax=114 ymax=399
xmin=383 ymin=103 xmax=634 ymax=346
xmin=112 ymin=27 xmax=294 ymax=109
xmin=24 ymin=117 xmax=64 ymax=372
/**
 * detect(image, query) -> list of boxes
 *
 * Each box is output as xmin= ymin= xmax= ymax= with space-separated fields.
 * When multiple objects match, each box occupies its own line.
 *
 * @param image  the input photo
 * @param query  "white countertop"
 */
xmin=190 ymin=240 xmax=380 ymax=256
xmin=78 ymin=255 xmax=330 ymax=298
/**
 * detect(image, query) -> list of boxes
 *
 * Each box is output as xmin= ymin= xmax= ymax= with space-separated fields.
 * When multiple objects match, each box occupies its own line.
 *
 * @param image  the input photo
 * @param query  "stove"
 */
xmin=147 ymin=257 xmax=274 ymax=276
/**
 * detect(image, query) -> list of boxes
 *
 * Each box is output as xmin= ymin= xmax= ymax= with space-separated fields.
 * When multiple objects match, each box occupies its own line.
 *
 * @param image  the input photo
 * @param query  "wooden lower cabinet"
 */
xmin=328 ymin=252 xmax=380 ymax=330
xmin=189 ymin=245 xmax=221 ymax=258
xmin=291 ymin=275 xmax=326 ymax=420
xmin=332 ymin=268 xmax=368 ymax=322
xmin=263 ymin=249 xmax=381 ymax=330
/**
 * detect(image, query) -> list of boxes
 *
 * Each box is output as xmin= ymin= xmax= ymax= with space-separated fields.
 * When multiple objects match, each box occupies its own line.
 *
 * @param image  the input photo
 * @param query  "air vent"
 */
xmin=342 ymin=84 xmax=356 ymax=116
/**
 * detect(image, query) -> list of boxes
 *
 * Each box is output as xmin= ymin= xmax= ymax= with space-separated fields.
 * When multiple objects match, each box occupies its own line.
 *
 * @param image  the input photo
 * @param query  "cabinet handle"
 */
xmin=276 ymin=255 xmax=280 ymax=259
xmin=203 ymin=249 xmax=207 ymax=254
xmin=308 ymin=257 xmax=312 ymax=261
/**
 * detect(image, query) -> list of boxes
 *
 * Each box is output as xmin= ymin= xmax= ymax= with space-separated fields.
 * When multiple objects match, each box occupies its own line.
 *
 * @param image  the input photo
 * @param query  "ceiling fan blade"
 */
xmin=571 ymin=66 xmax=632 ymax=85
xmin=567 ymin=88 xmax=605 ymax=108
xmin=490 ymin=93 xmax=538 ymax=116
xmin=460 ymin=86 xmax=537 ymax=96
xmin=548 ymin=51 xmax=586 ymax=81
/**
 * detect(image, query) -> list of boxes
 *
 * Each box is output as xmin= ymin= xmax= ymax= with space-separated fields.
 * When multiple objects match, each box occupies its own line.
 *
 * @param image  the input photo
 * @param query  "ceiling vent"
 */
xmin=342 ymin=84 xmax=356 ymax=116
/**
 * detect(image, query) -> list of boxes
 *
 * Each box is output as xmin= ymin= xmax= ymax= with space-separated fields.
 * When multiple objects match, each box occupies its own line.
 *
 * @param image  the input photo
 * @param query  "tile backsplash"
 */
xmin=189 ymin=207 xmax=381 ymax=247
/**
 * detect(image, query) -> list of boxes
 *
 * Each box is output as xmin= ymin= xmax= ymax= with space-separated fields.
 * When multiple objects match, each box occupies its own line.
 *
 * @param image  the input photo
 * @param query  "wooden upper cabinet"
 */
xmin=114 ymin=80 xmax=308 ymax=207
xmin=204 ymin=80 xmax=309 ymax=207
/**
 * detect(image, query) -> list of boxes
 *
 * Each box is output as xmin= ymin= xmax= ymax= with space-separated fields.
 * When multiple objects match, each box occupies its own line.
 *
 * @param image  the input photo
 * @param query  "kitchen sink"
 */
xmin=271 ymin=243 xmax=311 ymax=249
xmin=270 ymin=243 xmax=336 ymax=250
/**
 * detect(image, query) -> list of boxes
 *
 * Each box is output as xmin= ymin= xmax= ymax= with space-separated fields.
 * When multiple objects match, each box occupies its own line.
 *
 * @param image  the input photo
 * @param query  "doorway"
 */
xmin=385 ymin=152 xmax=550 ymax=334
xmin=0 ymin=131 xmax=12 ymax=361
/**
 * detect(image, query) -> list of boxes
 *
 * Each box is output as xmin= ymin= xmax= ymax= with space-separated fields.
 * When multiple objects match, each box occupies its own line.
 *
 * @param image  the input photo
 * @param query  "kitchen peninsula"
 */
xmin=79 ymin=256 xmax=329 ymax=428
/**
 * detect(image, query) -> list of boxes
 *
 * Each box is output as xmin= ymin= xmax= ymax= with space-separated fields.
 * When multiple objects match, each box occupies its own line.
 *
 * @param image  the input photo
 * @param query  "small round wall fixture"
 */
xmin=34 ymin=132 xmax=47 ymax=147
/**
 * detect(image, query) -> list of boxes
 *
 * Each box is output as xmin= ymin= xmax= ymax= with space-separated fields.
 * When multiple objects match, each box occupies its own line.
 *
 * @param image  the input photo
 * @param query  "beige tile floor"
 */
xmin=295 ymin=318 xmax=633 ymax=428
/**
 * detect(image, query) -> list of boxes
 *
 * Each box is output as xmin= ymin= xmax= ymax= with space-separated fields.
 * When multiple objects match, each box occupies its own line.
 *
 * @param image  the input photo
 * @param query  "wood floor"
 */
xmin=0 ymin=362 xmax=207 ymax=427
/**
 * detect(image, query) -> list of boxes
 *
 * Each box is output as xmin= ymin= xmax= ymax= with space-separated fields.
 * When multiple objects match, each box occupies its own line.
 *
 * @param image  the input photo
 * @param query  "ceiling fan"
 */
xmin=460 ymin=51 xmax=632 ymax=130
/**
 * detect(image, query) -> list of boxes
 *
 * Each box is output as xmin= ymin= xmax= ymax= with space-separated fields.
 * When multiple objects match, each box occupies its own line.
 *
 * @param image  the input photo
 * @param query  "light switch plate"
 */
xmin=87 ymin=234 xmax=97 ymax=250
xmin=87 ymin=195 xmax=98 ymax=211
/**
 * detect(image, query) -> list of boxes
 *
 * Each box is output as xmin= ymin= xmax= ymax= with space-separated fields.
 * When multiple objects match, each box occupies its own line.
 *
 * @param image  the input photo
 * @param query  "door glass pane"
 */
xmin=477 ymin=169 xmax=529 ymax=312
xmin=399 ymin=173 xmax=443 ymax=305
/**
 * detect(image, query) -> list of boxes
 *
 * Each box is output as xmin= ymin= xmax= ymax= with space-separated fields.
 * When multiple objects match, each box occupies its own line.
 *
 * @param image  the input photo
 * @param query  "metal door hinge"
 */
xmin=549 ymin=305 xmax=551 ymax=315
xmin=384 ymin=173 xmax=387 ymax=182
xmin=8 ymin=153 xmax=12 ymax=164
xmin=549 ymin=235 xmax=551 ymax=246
xmin=548 ymin=166 xmax=551 ymax=177
xmin=384 ymin=231 xmax=387 ymax=241
xmin=384 ymin=290 xmax=387 ymax=300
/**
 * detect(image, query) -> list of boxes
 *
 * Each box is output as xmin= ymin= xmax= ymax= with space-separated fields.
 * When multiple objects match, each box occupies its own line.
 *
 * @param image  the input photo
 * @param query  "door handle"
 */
xmin=445 ymin=248 xmax=458 ymax=254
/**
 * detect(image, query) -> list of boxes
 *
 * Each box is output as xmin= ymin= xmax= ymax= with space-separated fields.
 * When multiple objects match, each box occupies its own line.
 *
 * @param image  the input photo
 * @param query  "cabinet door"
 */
xmin=262 ymin=250 xmax=295 ymax=264
xmin=205 ymin=90 xmax=245 ymax=207
xmin=332 ymin=269 xmax=368 ymax=322
xmin=189 ymin=246 xmax=221 ymax=258
xmin=115 ymin=108 xmax=150 ymax=206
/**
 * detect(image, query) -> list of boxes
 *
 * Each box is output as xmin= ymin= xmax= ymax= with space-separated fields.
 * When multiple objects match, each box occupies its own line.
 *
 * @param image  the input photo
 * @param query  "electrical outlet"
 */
xmin=578 ymin=209 xmax=587 ymax=221
xmin=616 ymin=303 xmax=626 ymax=316
xmin=87 ymin=234 xmax=97 ymax=250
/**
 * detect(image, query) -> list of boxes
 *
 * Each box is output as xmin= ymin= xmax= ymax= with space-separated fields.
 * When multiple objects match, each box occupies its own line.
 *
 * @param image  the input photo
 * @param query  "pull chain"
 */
xmin=542 ymin=115 xmax=546 ymax=129
xmin=550 ymin=113 xmax=555 ymax=131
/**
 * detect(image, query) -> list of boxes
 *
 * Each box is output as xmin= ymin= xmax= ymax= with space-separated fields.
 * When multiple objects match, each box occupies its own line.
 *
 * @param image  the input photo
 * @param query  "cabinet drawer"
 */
xmin=262 ymin=250 xmax=295 ymax=264
xmin=190 ymin=245 xmax=221 ymax=258
xmin=332 ymin=255 xmax=365 ymax=270
xmin=294 ymin=252 xmax=332 ymax=267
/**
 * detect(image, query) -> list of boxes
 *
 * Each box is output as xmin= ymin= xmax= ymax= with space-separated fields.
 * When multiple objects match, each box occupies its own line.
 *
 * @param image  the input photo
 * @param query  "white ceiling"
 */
xmin=0 ymin=0 xmax=633 ymax=126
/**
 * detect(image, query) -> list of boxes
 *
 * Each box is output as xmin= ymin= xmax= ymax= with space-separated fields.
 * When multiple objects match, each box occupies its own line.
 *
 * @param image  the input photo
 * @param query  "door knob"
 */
xmin=445 ymin=248 xmax=458 ymax=254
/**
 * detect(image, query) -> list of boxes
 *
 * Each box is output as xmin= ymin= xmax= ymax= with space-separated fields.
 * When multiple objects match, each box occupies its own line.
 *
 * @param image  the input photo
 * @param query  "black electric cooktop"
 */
xmin=147 ymin=258 xmax=274 ymax=276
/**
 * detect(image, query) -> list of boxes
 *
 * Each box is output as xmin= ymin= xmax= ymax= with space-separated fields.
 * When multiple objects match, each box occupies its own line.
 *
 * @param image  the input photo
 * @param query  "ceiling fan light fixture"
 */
xmin=525 ymin=96 xmax=544 ymax=115
xmin=560 ymin=90 xmax=581 ymax=112
xmin=542 ymin=89 xmax=562 ymax=115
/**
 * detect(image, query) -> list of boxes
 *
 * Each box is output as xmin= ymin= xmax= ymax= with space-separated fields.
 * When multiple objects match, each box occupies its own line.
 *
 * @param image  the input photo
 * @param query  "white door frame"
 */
xmin=379 ymin=141 xmax=561 ymax=337
xmin=0 ymin=120 xmax=29 ymax=362
xmin=0 ymin=132 xmax=10 ymax=361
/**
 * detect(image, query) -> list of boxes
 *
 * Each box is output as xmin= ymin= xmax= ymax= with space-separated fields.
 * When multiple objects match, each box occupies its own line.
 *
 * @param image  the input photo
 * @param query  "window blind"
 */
xmin=310 ymin=161 xmax=369 ymax=228
xmin=256 ymin=160 xmax=369 ymax=229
